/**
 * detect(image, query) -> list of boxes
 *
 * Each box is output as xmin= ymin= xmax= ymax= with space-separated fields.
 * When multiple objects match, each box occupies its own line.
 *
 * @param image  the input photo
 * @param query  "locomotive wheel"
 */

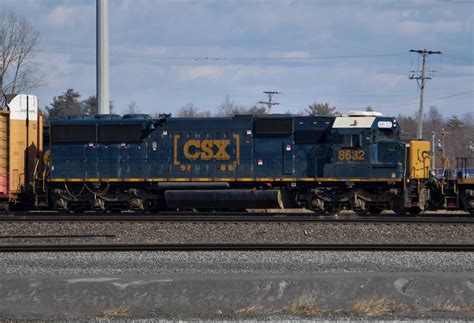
xmin=0 ymin=203 xmax=9 ymax=213
xmin=367 ymin=206 xmax=383 ymax=215
xmin=352 ymin=205 xmax=368 ymax=216
xmin=407 ymin=207 xmax=422 ymax=215
xmin=71 ymin=207 xmax=89 ymax=213
xmin=94 ymin=207 xmax=110 ymax=214
xmin=310 ymin=209 xmax=330 ymax=216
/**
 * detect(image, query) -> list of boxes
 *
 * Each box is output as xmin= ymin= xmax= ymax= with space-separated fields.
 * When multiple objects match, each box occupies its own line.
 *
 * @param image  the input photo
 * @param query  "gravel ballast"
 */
xmin=1 ymin=219 xmax=472 ymax=320
xmin=0 ymin=251 xmax=472 ymax=275
xmin=0 ymin=220 xmax=472 ymax=245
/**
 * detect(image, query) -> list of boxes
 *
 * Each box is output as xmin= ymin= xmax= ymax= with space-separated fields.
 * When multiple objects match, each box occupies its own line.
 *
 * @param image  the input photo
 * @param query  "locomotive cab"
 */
xmin=324 ymin=111 xmax=403 ymax=179
xmin=299 ymin=111 xmax=409 ymax=215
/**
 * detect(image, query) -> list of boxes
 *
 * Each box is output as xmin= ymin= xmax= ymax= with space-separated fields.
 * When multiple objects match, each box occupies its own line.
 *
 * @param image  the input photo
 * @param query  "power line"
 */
xmin=437 ymin=0 xmax=474 ymax=3
xmin=278 ymin=89 xmax=474 ymax=111
xmin=36 ymin=47 xmax=474 ymax=66
xmin=36 ymin=47 xmax=407 ymax=61
xmin=371 ymin=89 xmax=474 ymax=109
xmin=443 ymin=53 xmax=474 ymax=63
xmin=36 ymin=47 xmax=474 ymax=69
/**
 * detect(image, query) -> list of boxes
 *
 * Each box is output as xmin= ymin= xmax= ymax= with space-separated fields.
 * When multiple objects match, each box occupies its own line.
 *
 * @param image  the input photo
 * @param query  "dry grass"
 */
xmin=283 ymin=295 xmax=323 ymax=316
xmin=234 ymin=304 xmax=272 ymax=315
xmin=352 ymin=297 xmax=405 ymax=316
xmin=101 ymin=306 xmax=130 ymax=318
xmin=234 ymin=295 xmax=323 ymax=317
xmin=232 ymin=296 xmax=470 ymax=318
xmin=429 ymin=300 xmax=463 ymax=313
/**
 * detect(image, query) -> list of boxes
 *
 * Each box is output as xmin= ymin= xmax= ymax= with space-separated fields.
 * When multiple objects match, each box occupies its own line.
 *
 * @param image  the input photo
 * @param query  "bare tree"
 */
xmin=215 ymin=96 xmax=267 ymax=116
xmin=0 ymin=13 xmax=42 ymax=96
xmin=124 ymin=101 xmax=140 ymax=114
xmin=177 ymin=103 xmax=211 ymax=118
xmin=215 ymin=96 xmax=245 ymax=116
xmin=397 ymin=113 xmax=417 ymax=140
xmin=426 ymin=105 xmax=444 ymax=128
xmin=81 ymin=95 xmax=113 ymax=115
xmin=460 ymin=112 xmax=474 ymax=127
xmin=246 ymin=104 xmax=267 ymax=116
xmin=304 ymin=102 xmax=338 ymax=116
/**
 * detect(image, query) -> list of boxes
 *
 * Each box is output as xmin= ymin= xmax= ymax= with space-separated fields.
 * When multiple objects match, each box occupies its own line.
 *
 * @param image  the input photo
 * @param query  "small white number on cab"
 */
xmin=377 ymin=121 xmax=392 ymax=128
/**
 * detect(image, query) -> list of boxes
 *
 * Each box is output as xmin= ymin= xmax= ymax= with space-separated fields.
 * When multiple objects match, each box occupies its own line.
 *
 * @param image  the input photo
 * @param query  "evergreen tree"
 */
xmin=447 ymin=115 xmax=463 ymax=130
xmin=82 ymin=95 xmax=97 ymax=116
xmin=45 ymin=89 xmax=83 ymax=122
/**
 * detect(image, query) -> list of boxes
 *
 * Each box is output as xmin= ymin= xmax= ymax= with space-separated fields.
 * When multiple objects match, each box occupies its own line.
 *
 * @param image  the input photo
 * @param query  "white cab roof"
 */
xmin=333 ymin=116 xmax=376 ymax=128
xmin=347 ymin=111 xmax=383 ymax=117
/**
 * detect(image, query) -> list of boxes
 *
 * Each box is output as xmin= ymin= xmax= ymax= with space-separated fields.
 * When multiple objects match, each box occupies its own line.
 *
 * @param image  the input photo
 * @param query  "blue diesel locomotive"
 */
xmin=43 ymin=111 xmax=444 ymax=214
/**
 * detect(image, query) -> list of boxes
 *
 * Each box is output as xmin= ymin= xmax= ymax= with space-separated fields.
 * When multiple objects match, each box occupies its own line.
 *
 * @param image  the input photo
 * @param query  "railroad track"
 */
xmin=1 ymin=243 xmax=473 ymax=252
xmin=2 ymin=212 xmax=471 ymax=251
xmin=1 ymin=212 xmax=473 ymax=224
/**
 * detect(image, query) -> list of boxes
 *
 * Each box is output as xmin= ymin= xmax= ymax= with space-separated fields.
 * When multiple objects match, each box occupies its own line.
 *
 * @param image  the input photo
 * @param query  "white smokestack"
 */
xmin=97 ymin=0 xmax=110 ymax=114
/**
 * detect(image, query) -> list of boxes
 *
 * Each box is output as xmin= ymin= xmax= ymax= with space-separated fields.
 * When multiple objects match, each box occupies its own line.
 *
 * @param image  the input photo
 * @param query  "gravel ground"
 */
xmin=0 ymin=251 xmax=472 ymax=276
xmin=0 ymin=221 xmax=472 ymax=244
xmin=1 ymin=220 xmax=472 ymax=321
xmin=1 ymin=251 xmax=472 ymax=321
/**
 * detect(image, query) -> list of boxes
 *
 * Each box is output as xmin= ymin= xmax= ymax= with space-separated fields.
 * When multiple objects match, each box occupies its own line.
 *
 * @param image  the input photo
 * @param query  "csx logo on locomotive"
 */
xmin=173 ymin=135 xmax=240 ymax=166
xmin=184 ymin=139 xmax=230 ymax=160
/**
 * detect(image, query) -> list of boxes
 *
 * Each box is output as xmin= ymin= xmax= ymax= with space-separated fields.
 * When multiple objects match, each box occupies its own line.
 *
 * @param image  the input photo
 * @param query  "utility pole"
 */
xmin=259 ymin=91 xmax=281 ymax=114
xmin=409 ymin=49 xmax=442 ymax=140
xmin=431 ymin=131 xmax=437 ymax=170
xmin=441 ymin=128 xmax=447 ymax=170
xmin=97 ymin=0 xmax=110 ymax=114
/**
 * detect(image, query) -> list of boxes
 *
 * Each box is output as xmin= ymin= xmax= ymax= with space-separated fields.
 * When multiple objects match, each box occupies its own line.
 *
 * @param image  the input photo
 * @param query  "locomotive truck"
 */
xmin=1 ymin=93 xmax=473 ymax=214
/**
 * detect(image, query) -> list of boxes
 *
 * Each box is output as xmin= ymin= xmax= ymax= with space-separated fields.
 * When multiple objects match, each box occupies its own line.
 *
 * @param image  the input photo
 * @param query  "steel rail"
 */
xmin=0 ymin=234 xmax=115 ymax=239
xmin=2 ymin=210 xmax=471 ymax=217
xmin=0 ymin=213 xmax=473 ymax=224
xmin=0 ymin=243 xmax=473 ymax=252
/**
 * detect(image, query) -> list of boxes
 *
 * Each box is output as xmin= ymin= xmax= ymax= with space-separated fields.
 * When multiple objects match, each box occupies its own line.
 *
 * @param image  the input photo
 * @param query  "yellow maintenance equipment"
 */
xmin=409 ymin=140 xmax=430 ymax=179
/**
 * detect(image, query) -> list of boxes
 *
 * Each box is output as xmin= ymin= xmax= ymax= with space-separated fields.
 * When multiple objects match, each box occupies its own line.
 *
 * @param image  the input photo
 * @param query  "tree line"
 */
xmin=42 ymin=89 xmax=339 ymax=119
xmin=397 ymin=106 xmax=474 ymax=164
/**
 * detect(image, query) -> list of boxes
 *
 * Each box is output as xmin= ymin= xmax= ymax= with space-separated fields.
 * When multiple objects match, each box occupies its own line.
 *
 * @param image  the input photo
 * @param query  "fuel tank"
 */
xmin=164 ymin=189 xmax=283 ymax=209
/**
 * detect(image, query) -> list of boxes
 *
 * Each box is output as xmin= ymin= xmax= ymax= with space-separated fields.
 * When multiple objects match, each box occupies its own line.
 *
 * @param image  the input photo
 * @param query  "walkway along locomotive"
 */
xmin=2 ymin=94 xmax=474 ymax=214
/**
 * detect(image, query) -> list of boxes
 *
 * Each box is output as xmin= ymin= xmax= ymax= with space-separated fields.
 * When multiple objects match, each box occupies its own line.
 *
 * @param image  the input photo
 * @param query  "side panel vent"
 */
xmin=99 ymin=124 xmax=144 ymax=142
xmin=51 ymin=125 xmax=97 ymax=143
xmin=255 ymin=118 xmax=293 ymax=135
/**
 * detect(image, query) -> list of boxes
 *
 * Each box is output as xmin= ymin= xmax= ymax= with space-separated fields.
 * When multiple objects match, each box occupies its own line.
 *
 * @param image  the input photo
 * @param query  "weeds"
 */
xmin=352 ymin=297 xmax=406 ymax=316
xmin=101 ymin=306 xmax=129 ymax=318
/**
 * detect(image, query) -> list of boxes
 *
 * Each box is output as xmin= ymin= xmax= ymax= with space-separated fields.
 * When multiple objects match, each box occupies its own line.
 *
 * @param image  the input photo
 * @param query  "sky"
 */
xmin=1 ymin=0 xmax=473 ymax=117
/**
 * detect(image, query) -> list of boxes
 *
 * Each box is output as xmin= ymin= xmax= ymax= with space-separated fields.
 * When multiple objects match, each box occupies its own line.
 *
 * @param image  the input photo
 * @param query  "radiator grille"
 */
xmin=255 ymin=118 xmax=293 ymax=135
xmin=99 ymin=124 xmax=144 ymax=142
xmin=51 ymin=125 xmax=97 ymax=143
